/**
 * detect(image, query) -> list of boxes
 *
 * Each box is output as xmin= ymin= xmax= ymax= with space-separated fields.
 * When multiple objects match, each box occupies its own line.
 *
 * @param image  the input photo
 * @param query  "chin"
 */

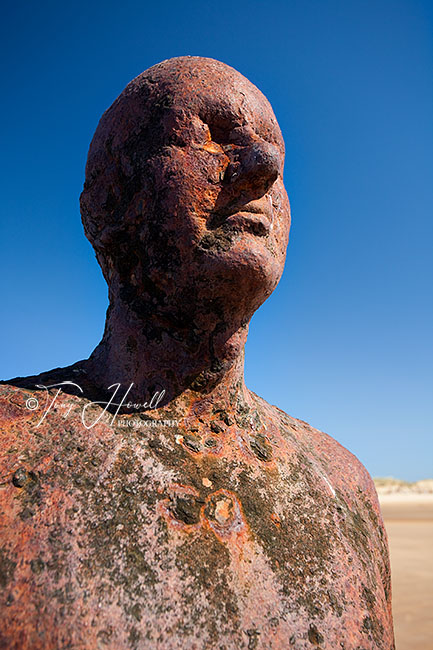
xmin=197 ymin=235 xmax=285 ymax=310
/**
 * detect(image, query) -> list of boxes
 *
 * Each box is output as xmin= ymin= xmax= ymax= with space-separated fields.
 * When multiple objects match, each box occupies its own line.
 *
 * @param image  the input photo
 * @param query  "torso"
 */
xmin=0 ymin=379 xmax=394 ymax=649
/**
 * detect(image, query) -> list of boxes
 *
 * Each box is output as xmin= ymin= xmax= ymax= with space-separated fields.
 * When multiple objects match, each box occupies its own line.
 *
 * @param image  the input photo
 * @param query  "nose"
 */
xmin=225 ymin=140 xmax=281 ymax=194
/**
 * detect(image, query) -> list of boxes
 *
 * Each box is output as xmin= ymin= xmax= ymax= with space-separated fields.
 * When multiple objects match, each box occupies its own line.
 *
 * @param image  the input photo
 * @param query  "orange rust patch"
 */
xmin=270 ymin=513 xmax=281 ymax=527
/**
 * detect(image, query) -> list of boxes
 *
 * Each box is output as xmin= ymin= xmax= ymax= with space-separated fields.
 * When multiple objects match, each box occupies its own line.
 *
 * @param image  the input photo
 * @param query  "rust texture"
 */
xmin=0 ymin=56 xmax=394 ymax=649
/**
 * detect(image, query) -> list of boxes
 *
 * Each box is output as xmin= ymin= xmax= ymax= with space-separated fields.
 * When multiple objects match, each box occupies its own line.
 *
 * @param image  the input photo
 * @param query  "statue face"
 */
xmin=82 ymin=58 xmax=291 ymax=319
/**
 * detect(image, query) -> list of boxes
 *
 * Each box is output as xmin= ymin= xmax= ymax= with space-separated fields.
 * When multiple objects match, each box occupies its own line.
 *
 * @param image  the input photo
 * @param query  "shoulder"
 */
xmin=0 ymin=360 xmax=91 ymax=394
xmin=0 ymin=361 xmax=103 ymax=424
xmin=0 ymin=364 xmax=110 ymax=480
xmin=249 ymin=390 xmax=382 ymax=514
xmin=0 ymin=364 xmax=85 ymax=448
xmin=249 ymin=390 xmax=392 ymax=588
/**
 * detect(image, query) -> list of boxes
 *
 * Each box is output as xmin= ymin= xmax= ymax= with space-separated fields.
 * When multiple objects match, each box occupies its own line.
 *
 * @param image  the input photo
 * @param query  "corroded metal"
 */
xmin=0 ymin=57 xmax=394 ymax=649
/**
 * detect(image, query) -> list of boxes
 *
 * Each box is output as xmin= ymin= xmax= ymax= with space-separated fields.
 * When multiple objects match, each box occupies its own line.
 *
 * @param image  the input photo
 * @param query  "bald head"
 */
xmin=80 ymin=57 xmax=290 ymax=321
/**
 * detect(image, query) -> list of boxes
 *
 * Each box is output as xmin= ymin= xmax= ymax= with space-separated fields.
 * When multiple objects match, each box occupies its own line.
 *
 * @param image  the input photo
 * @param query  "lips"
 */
xmin=224 ymin=211 xmax=271 ymax=236
xmin=210 ymin=196 xmax=273 ymax=236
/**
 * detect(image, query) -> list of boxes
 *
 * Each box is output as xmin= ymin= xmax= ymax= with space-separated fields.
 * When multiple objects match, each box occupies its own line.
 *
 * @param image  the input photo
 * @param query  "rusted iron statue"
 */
xmin=0 ymin=57 xmax=394 ymax=649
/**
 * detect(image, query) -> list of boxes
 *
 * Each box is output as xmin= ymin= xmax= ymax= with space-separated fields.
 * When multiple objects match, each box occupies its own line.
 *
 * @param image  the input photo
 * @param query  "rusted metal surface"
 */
xmin=0 ymin=379 xmax=395 ymax=649
xmin=0 ymin=57 xmax=394 ymax=648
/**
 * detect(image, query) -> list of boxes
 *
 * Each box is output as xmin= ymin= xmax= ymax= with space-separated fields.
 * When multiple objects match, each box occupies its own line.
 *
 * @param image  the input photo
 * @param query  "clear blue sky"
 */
xmin=1 ymin=0 xmax=432 ymax=481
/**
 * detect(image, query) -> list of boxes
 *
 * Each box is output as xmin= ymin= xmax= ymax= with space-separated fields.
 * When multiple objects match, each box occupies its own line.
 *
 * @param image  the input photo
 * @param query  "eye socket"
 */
xmin=207 ymin=122 xmax=231 ymax=145
xmin=206 ymin=124 xmax=246 ymax=154
xmin=200 ymin=112 xmax=240 ymax=145
xmin=210 ymin=124 xmax=261 ymax=150
xmin=202 ymin=116 xmax=273 ymax=152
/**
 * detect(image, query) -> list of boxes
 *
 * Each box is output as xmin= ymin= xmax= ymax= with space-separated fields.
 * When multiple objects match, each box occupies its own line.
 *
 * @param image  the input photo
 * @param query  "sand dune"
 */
xmin=375 ymin=477 xmax=433 ymax=496
xmin=375 ymin=479 xmax=433 ymax=649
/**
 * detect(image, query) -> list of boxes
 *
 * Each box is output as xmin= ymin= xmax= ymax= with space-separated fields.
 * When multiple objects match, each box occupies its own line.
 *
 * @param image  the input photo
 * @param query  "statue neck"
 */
xmin=84 ymin=297 xmax=252 ymax=417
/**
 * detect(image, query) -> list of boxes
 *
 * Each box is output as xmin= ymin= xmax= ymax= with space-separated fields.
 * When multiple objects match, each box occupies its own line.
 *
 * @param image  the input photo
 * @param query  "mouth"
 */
xmin=209 ymin=197 xmax=273 ymax=236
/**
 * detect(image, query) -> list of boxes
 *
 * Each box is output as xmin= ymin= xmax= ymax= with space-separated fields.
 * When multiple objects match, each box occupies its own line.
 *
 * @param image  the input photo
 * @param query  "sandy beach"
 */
xmin=377 ymin=486 xmax=433 ymax=649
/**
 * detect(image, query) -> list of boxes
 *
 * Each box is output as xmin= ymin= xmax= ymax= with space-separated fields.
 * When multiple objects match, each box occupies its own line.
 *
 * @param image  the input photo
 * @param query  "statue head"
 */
xmin=80 ymin=56 xmax=291 ymax=329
